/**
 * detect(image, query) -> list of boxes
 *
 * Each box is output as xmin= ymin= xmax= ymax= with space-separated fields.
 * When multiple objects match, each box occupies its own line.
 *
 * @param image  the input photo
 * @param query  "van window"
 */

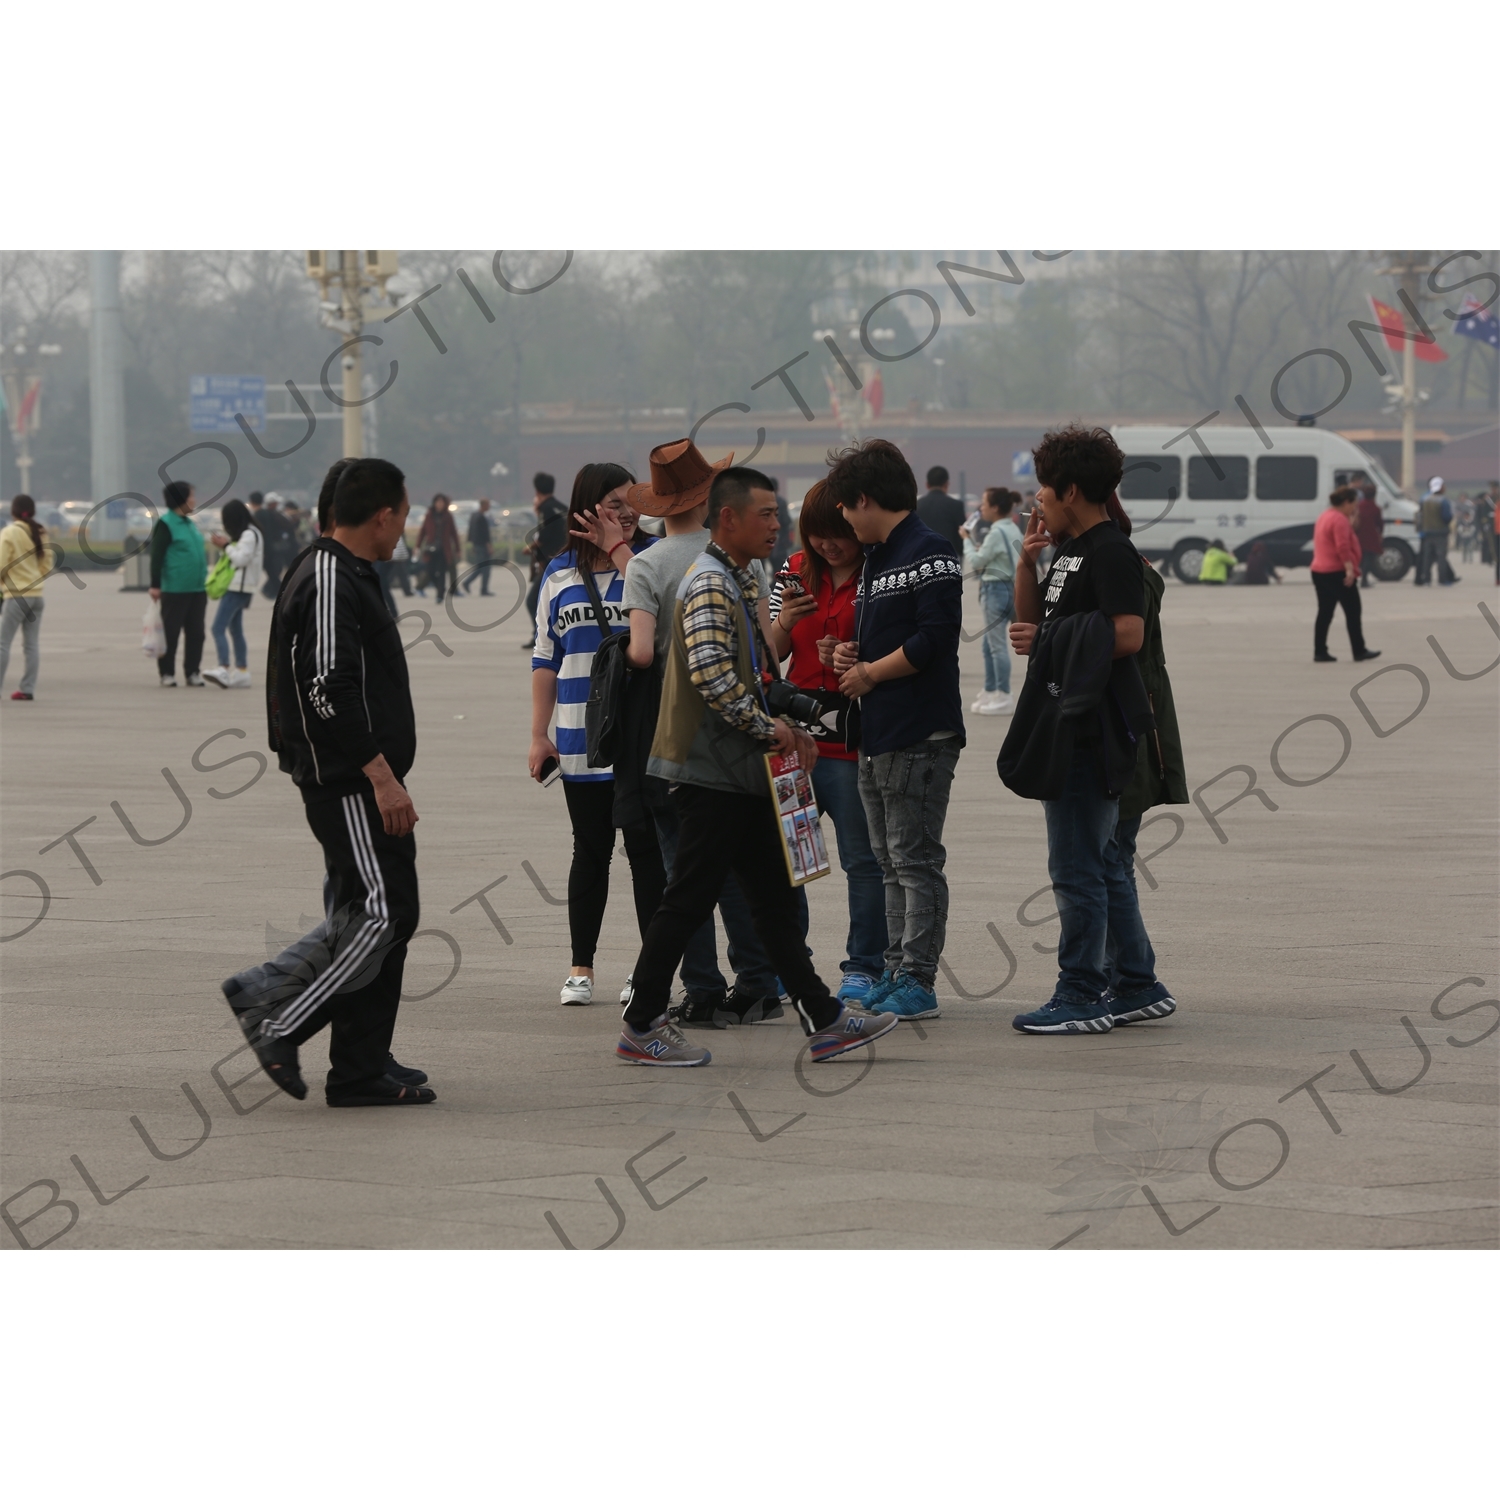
xmin=1120 ymin=455 xmax=1180 ymax=500
xmin=1258 ymin=456 xmax=1319 ymax=500
xmin=1188 ymin=455 xmax=1249 ymax=501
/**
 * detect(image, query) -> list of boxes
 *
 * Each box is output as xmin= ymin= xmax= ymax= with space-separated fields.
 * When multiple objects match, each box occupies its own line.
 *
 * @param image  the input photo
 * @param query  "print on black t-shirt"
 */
xmin=1041 ymin=520 xmax=1145 ymax=622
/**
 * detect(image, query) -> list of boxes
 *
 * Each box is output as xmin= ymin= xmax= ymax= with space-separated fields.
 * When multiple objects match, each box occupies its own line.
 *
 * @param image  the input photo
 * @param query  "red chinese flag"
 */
xmin=866 ymin=370 xmax=884 ymax=419
xmin=1371 ymin=297 xmax=1448 ymax=363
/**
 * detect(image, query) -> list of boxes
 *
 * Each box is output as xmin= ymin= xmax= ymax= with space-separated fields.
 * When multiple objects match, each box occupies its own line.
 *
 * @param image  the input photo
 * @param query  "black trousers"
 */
xmin=562 ymin=779 xmax=667 ymax=968
xmin=159 ymin=591 xmax=206 ymax=679
xmin=624 ymin=783 xmax=838 ymax=1032
xmin=1312 ymin=570 xmax=1366 ymax=656
xmin=463 ymin=557 xmax=493 ymax=594
xmin=259 ymin=787 xmax=420 ymax=1097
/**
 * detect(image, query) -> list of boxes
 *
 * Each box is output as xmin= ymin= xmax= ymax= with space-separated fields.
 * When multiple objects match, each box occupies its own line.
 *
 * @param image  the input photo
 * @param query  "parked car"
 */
xmin=1111 ymin=422 xmax=1421 ymax=582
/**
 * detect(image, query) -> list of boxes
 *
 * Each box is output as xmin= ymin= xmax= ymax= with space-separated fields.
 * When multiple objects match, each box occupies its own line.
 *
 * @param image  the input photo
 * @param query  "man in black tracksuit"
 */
xmin=222 ymin=457 xmax=433 ymax=1107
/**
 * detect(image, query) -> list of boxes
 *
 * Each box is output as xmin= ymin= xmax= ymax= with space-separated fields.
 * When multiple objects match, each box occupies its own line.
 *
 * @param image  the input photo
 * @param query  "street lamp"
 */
xmin=304 ymin=251 xmax=400 ymax=458
xmin=3 ymin=328 xmax=62 ymax=496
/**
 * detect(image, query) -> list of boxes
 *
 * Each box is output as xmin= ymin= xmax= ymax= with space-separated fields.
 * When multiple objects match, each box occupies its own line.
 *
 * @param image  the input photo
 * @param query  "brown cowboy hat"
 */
xmin=627 ymin=438 xmax=734 ymax=518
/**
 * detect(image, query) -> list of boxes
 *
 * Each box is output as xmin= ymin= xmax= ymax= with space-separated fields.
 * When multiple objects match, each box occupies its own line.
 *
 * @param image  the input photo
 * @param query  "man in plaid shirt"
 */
xmin=616 ymin=465 xmax=901 ymax=1068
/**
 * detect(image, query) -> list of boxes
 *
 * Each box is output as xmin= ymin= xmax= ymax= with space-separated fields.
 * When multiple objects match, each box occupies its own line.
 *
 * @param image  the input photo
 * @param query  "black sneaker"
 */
xmin=1353 ymin=649 xmax=1382 ymax=661
xmin=1313 ymin=652 xmax=1337 ymax=662
xmin=726 ymin=987 xmax=784 ymax=1024
xmin=249 ymin=1028 xmax=308 ymax=1099
xmin=386 ymin=1053 xmax=429 ymax=1086
xmin=667 ymin=994 xmax=734 ymax=1029
xmin=327 ymin=1076 xmax=436 ymax=1107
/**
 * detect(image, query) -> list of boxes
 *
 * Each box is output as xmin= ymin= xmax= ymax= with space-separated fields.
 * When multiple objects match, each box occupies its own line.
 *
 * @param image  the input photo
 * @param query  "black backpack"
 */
xmin=580 ymin=566 xmax=629 ymax=768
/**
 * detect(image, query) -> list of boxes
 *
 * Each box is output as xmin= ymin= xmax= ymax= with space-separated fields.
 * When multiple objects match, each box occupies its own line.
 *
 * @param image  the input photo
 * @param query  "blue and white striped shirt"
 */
xmin=531 ymin=545 xmax=649 ymax=781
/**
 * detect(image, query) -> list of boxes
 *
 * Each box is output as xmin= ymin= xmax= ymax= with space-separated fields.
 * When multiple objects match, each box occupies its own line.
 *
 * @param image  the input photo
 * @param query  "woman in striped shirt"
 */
xmin=529 ymin=463 xmax=667 ymax=1007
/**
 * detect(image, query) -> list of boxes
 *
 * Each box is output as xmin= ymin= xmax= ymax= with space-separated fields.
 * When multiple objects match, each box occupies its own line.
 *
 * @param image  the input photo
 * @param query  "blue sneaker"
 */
xmin=869 ymin=974 xmax=941 ymax=1022
xmin=858 ymin=971 xmax=900 ymax=1010
xmin=835 ymin=971 xmax=879 ymax=1004
xmin=1011 ymin=995 xmax=1114 ymax=1034
xmin=1104 ymin=982 xmax=1177 ymax=1025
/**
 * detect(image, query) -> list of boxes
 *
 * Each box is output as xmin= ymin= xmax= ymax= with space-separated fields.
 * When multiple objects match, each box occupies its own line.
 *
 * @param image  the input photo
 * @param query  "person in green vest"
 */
xmin=1197 ymin=538 xmax=1238 ymax=584
xmin=149 ymin=480 xmax=208 ymax=686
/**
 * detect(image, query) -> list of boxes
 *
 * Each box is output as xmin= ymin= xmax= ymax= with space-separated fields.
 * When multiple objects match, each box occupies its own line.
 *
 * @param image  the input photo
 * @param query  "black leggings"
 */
xmin=1312 ymin=570 xmax=1366 ymax=656
xmin=159 ymin=591 xmax=206 ymax=679
xmin=563 ymin=779 xmax=667 ymax=968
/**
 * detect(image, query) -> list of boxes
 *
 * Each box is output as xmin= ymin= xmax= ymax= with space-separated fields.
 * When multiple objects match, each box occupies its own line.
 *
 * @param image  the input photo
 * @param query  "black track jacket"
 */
xmin=267 ymin=537 xmax=416 ymax=799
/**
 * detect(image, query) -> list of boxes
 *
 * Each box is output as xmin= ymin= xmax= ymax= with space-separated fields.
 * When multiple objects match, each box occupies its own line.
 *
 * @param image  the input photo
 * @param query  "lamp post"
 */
xmin=304 ymin=252 xmax=399 ymax=458
xmin=3 ymin=328 xmax=62 ymax=496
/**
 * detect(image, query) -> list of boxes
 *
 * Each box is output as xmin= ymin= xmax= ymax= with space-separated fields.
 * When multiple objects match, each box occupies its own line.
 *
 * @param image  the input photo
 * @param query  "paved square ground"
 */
xmin=2 ymin=563 xmax=1496 ymax=1250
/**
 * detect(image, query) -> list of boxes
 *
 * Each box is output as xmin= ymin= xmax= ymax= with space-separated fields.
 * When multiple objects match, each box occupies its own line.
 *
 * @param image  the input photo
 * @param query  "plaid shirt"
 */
xmin=682 ymin=542 xmax=778 ymax=743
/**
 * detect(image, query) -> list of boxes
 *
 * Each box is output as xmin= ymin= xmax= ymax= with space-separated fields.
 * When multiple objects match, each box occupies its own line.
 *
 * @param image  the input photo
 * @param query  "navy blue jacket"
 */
xmin=853 ymin=511 xmax=965 ymax=756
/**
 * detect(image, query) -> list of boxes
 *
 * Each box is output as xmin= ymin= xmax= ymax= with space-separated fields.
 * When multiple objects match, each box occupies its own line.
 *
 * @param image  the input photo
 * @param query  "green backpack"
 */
xmin=205 ymin=553 xmax=235 ymax=600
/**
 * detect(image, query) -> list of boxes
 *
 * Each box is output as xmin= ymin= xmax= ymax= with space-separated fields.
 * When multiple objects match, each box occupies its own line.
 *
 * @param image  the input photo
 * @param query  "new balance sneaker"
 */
xmin=860 ymin=972 xmax=901 ymax=1010
xmin=1011 ymin=995 xmax=1114 ymax=1034
xmin=1104 ymin=982 xmax=1177 ymax=1026
xmin=869 ymin=974 xmax=941 ymax=1022
xmin=799 ymin=1001 xmax=900 ymax=1061
xmin=560 ymin=975 xmax=594 ymax=1006
xmin=617 ymin=1016 xmax=712 ymax=1067
xmin=835 ymin=970 xmax=879 ymax=1004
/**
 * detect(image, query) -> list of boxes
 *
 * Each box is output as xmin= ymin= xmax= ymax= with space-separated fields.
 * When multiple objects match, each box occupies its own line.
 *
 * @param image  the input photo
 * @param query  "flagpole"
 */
xmin=1400 ymin=261 xmax=1419 ymax=500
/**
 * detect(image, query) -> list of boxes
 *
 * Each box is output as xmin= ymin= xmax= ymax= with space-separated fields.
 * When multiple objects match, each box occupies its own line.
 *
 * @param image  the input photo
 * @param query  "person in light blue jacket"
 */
xmin=962 ymin=486 xmax=1024 ymax=713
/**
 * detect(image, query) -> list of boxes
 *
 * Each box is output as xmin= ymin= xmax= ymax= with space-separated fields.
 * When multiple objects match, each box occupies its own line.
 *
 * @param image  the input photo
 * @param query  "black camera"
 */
xmin=765 ymin=679 xmax=827 ymax=727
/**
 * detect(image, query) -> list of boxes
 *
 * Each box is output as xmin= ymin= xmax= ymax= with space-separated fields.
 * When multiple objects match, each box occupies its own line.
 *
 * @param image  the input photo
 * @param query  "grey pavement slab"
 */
xmin=2 ymin=565 xmax=1496 ymax=1250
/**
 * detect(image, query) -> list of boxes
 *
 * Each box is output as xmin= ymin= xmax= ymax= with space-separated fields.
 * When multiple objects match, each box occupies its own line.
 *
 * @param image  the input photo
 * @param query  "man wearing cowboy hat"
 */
xmin=616 ymin=444 xmax=900 ymax=1066
xmin=622 ymin=439 xmax=795 ymax=1028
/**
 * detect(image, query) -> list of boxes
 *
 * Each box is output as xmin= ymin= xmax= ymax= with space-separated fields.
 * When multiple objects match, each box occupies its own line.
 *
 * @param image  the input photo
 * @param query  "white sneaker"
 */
xmin=560 ymin=975 xmax=594 ymax=1006
xmin=619 ymin=974 xmax=634 ymax=1008
xmin=159 ymin=676 xmax=178 ymax=688
xmin=978 ymin=693 xmax=1014 ymax=715
xmin=228 ymin=667 xmax=253 ymax=688
xmin=202 ymin=667 xmax=231 ymax=688
xmin=185 ymin=672 xmax=207 ymax=687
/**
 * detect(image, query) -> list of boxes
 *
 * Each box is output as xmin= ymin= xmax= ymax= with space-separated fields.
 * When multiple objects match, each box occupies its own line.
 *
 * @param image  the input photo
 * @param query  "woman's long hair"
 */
xmin=221 ymin=499 xmax=251 ymax=542
xmin=566 ymin=462 xmax=635 ymax=573
xmin=796 ymin=479 xmax=861 ymax=596
xmin=10 ymin=495 xmax=45 ymax=560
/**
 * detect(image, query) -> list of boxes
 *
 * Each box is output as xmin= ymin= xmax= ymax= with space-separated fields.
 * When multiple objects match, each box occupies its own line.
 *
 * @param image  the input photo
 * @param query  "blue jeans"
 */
xmin=651 ymin=793 xmax=801 ymax=998
xmin=858 ymin=738 xmax=960 ymax=986
xmin=1103 ymin=814 xmax=1158 ymax=994
xmin=812 ymin=755 xmax=887 ymax=977
xmin=978 ymin=579 xmax=1014 ymax=694
xmin=1043 ymin=745 xmax=1140 ymax=1003
xmin=211 ymin=591 xmax=251 ymax=669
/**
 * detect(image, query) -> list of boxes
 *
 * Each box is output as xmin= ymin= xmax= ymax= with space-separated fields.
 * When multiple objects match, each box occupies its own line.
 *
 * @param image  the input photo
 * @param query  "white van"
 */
xmin=1110 ymin=422 xmax=1421 ymax=583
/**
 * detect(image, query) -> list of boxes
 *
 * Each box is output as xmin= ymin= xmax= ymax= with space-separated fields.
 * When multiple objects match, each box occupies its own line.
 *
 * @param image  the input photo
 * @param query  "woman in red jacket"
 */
xmin=1311 ymin=486 xmax=1379 ymax=663
xmin=767 ymin=481 xmax=886 ymax=1004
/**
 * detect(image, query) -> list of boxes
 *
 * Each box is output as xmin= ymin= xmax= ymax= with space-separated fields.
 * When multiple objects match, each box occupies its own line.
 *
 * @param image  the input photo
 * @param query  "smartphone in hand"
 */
xmin=774 ymin=569 xmax=805 ymax=596
xmin=538 ymin=755 xmax=562 ymax=786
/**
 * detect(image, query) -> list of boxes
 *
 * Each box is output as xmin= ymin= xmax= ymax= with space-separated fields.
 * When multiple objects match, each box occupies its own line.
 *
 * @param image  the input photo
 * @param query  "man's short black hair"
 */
xmin=708 ymin=466 xmax=776 ymax=526
xmin=1032 ymin=425 xmax=1124 ymax=508
xmin=248 ymin=491 xmax=264 ymax=506
xmin=162 ymin=480 xmax=193 ymax=511
xmin=332 ymin=457 xmax=407 ymax=529
xmin=533 ymin=471 xmax=555 ymax=496
xmin=926 ymin=465 xmax=949 ymax=489
xmin=824 ymin=438 xmax=918 ymax=514
xmin=317 ymin=459 xmax=352 ymax=534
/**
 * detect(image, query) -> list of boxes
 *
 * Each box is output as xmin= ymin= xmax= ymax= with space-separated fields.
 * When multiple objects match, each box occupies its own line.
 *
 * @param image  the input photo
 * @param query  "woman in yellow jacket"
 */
xmin=0 ymin=495 xmax=54 ymax=700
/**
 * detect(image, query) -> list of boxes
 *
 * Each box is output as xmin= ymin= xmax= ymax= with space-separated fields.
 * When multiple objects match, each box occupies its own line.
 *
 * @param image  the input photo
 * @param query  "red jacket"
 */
xmin=769 ymin=551 xmax=862 ymax=761
xmin=1312 ymin=508 xmax=1362 ymax=573
xmin=1355 ymin=497 xmax=1384 ymax=554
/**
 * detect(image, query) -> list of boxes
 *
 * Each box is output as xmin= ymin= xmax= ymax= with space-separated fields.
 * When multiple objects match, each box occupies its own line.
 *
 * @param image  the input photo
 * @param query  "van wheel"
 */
xmin=1171 ymin=542 xmax=1207 ymax=584
xmin=1372 ymin=539 xmax=1412 ymax=582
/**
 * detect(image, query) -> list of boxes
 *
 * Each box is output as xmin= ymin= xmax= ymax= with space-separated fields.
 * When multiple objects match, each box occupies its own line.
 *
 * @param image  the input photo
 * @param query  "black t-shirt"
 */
xmin=1042 ymin=520 xmax=1144 ymax=623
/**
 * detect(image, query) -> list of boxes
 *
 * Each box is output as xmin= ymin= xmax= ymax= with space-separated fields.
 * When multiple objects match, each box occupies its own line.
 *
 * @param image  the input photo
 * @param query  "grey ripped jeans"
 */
xmin=856 ymin=737 xmax=961 ymax=988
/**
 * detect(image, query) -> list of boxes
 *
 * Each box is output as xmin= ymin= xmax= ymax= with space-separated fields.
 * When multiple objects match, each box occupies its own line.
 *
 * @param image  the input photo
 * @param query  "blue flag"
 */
xmin=1454 ymin=295 xmax=1500 ymax=349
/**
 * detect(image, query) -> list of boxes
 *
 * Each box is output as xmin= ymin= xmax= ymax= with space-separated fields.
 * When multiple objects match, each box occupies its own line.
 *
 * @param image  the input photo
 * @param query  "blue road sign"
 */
xmin=190 ymin=374 xmax=265 ymax=432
